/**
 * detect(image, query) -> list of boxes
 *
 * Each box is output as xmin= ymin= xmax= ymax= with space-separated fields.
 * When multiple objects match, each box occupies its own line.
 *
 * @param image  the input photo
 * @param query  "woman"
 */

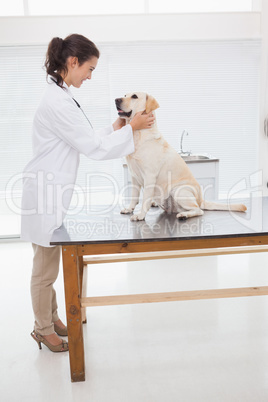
xmin=21 ymin=34 xmax=154 ymax=352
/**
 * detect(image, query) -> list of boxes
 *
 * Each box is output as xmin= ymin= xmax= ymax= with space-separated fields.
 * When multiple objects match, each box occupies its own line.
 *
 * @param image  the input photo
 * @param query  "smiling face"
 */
xmin=63 ymin=56 xmax=98 ymax=88
xmin=115 ymin=92 xmax=159 ymax=120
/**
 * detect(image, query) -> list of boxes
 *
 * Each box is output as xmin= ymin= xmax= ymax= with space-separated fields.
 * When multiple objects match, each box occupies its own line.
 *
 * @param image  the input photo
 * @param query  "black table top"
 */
xmin=50 ymin=197 xmax=268 ymax=246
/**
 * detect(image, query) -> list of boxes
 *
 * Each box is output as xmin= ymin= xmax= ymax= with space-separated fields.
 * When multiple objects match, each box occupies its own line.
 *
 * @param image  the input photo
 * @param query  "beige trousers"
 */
xmin=31 ymin=243 xmax=61 ymax=335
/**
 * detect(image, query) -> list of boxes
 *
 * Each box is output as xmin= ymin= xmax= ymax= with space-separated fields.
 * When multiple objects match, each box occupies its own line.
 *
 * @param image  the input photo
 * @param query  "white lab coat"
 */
xmin=21 ymin=79 xmax=134 ymax=247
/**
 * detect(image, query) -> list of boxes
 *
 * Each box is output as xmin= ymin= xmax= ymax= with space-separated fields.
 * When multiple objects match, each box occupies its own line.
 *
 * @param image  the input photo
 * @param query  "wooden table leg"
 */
xmin=81 ymin=263 xmax=88 ymax=324
xmin=62 ymin=246 xmax=85 ymax=382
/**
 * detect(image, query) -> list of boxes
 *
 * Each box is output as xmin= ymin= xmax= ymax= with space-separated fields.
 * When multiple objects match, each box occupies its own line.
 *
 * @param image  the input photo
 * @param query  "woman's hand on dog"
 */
xmin=130 ymin=112 xmax=155 ymax=131
xmin=112 ymin=112 xmax=155 ymax=132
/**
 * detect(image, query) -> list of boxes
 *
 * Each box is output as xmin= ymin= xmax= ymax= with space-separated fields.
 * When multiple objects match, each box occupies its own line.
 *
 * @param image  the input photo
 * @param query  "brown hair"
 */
xmin=44 ymin=34 xmax=100 ymax=87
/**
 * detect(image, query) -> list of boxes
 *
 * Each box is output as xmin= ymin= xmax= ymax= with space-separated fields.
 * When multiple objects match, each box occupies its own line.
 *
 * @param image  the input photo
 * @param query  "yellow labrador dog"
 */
xmin=115 ymin=92 xmax=247 ymax=221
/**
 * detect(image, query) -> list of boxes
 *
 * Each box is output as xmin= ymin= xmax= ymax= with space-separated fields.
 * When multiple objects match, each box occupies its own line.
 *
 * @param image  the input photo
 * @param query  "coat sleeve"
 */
xmin=51 ymin=97 xmax=134 ymax=160
xmin=96 ymin=125 xmax=114 ymax=138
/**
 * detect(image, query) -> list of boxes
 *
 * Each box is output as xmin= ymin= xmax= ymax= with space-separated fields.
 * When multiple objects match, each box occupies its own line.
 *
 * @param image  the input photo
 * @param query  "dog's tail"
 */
xmin=201 ymin=200 xmax=247 ymax=212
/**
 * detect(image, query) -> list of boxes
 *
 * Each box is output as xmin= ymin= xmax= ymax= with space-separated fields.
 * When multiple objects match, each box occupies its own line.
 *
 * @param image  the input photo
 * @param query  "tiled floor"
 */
xmin=2 ymin=241 xmax=268 ymax=402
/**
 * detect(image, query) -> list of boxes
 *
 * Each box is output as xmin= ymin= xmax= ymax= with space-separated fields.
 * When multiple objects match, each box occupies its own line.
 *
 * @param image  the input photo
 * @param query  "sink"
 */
xmin=180 ymin=154 xmax=210 ymax=161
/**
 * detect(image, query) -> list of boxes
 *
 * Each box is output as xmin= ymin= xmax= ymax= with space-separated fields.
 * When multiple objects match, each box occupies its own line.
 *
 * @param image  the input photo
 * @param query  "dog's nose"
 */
xmin=115 ymin=98 xmax=122 ymax=108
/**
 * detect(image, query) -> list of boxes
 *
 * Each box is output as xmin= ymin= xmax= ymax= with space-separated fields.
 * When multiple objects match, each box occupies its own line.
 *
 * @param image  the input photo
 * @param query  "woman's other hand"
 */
xmin=130 ymin=112 xmax=155 ymax=131
xmin=112 ymin=117 xmax=126 ymax=131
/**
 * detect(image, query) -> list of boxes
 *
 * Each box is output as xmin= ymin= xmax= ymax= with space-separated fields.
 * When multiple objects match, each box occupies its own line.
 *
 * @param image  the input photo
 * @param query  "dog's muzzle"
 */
xmin=115 ymin=98 xmax=132 ymax=118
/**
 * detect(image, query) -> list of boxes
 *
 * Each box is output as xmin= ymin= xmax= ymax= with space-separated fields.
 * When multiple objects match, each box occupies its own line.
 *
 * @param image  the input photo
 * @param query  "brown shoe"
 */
xmin=54 ymin=322 xmax=68 ymax=337
xmin=30 ymin=331 xmax=68 ymax=352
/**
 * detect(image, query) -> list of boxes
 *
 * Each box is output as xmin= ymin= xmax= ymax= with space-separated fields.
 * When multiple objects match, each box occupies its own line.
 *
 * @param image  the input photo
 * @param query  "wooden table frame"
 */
xmin=62 ymin=235 xmax=268 ymax=382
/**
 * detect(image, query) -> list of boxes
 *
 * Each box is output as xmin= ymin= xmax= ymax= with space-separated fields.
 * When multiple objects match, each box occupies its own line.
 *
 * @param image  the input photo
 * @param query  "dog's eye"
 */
xmin=131 ymin=94 xmax=138 ymax=99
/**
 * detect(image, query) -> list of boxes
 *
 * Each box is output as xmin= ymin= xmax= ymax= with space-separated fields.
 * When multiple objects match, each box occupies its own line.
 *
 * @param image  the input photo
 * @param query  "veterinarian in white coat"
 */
xmin=21 ymin=79 xmax=134 ymax=248
xmin=22 ymin=34 xmax=154 ymax=352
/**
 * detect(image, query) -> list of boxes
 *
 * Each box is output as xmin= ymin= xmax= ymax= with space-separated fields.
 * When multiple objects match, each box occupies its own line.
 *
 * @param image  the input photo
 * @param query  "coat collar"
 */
xmin=49 ymin=76 xmax=73 ymax=96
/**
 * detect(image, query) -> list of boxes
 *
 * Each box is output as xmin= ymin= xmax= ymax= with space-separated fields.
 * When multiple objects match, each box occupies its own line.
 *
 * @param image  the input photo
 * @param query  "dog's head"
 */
xmin=115 ymin=92 xmax=159 ymax=120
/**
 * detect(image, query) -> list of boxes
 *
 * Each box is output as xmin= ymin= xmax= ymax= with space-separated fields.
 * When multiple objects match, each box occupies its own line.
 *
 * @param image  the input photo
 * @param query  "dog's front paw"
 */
xmin=130 ymin=213 xmax=145 ymax=221
xmin=120 ymin=208 xmax=134 ymax=214
xmin=176 ymin=212 xmax=188 ymax=221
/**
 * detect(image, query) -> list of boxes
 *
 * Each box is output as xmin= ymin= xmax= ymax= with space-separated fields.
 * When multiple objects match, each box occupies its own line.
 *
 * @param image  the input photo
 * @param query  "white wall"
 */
xmin=0 ymin=13 xmax=261 ymax=45
xmin=1 ymin=11 xmax=268 ymax=194
xmin=258 ymin=1 xmax=268 ymax=195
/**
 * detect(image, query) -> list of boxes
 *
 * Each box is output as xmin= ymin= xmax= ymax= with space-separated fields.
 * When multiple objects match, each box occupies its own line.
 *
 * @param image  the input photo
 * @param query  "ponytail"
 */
xmin=44 ymin=34 xmax=100 ymax=87
xmin=45 ymin=37 xmax=65 ymax=87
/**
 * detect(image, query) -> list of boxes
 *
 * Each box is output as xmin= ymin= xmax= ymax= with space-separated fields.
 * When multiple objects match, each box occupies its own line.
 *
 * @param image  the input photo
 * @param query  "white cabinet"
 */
xmin=185 ymin=158 xmax=219 ymax=201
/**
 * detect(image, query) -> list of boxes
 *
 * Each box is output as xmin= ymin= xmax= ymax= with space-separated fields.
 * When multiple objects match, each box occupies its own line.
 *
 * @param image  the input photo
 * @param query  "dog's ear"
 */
xmin=145 ymin=94 xmax=159 ymax=113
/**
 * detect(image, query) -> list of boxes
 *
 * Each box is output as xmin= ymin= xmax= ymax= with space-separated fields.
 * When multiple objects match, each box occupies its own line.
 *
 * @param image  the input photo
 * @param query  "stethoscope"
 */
xmin=51 ymin=78 xmax=93 ymax=129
